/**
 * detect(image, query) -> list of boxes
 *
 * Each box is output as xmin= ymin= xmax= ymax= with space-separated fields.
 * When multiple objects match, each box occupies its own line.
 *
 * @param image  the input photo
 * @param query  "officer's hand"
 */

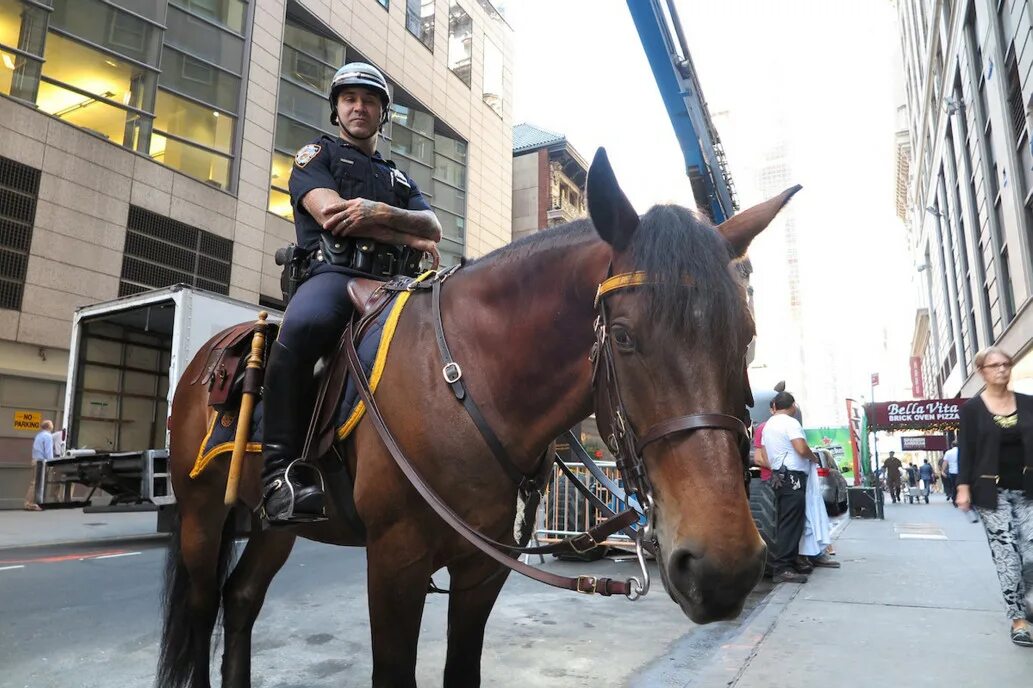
xmin=322 ymin=198 xmax=381 ymax=236
xmin=424 ymin=243 xmax=441 ymax=269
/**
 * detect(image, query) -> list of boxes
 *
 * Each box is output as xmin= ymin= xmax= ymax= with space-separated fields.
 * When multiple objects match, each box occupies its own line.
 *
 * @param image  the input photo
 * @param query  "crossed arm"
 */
xmin=302 ymin=187 xmax=442 ymax=264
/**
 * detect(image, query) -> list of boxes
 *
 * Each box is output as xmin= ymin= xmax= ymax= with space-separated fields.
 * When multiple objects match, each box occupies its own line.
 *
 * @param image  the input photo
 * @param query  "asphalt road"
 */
xmin=0 ymin=537 xmax=771 ymax=688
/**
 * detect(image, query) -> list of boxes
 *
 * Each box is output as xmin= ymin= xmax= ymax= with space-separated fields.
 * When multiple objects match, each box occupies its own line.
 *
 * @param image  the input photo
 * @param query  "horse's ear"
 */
xmin=718 ymin=185 xmax=802 ymax=257
xmin=587 ymin=148 xmax=639 ymax=252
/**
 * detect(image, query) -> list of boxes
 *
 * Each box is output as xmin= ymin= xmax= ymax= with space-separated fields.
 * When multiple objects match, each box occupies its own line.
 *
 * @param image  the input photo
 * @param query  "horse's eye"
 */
xmin=611 ymin=326 xmax=635 ymax=352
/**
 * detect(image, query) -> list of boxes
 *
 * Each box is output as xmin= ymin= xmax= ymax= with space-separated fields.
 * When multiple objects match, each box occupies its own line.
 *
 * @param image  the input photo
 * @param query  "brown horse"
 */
xmin=156 ymin=149 xmax=798 ymax=688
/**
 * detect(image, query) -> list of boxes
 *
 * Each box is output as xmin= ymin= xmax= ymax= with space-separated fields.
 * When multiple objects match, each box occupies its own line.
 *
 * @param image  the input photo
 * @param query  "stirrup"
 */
xmin=261 ymin=459 xmax=328 ymax=525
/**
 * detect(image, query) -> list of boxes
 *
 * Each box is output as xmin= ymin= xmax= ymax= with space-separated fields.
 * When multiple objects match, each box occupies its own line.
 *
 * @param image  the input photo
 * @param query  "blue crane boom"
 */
xmin=626 ymin=0 xmax=738 ymax=222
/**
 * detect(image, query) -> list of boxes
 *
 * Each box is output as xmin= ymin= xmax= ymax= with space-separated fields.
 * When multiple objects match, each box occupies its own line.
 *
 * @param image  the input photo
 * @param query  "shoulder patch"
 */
xmin=294 ymin=144 xmax=321 ymax=168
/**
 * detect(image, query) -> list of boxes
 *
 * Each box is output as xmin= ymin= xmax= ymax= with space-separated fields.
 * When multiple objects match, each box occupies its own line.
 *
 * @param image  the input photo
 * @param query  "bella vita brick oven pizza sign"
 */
xmin=867 ymin=399 xmax=966 ymax=431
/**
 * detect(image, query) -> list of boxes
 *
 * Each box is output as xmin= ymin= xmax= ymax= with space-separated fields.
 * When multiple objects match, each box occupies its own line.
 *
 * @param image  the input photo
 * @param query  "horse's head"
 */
xmin=586 ymin=149 xmax=799 ymax=623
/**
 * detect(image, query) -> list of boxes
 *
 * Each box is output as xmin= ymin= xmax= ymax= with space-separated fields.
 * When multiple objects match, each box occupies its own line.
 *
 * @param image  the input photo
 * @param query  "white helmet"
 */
xmin=328 ymin=62 xmax=391 ymax=127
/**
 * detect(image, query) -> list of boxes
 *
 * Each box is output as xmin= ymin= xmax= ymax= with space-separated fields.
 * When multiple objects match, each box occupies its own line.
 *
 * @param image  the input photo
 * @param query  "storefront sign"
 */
xmin=900 ymin=435 xmax=948 ymax=451
xmin=909 ymin=356 xmax=924 ymax=397
xmin=13 ymin=410 xmax=41 ymax=431
xmin=868 ymin=399 xmax=965 ymax=430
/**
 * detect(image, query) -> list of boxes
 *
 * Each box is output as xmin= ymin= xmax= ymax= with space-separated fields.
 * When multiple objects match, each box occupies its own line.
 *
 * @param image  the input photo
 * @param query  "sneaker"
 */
xmin=809 ymin=553 xmax=841 ymax=568
xmin=773 ymin=570 xmax=808 ymax=584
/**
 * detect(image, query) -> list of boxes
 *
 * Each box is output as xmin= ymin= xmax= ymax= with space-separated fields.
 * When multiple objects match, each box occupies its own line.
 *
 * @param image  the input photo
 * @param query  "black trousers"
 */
xmin=769 ymin=470 xmax=808 ymax=573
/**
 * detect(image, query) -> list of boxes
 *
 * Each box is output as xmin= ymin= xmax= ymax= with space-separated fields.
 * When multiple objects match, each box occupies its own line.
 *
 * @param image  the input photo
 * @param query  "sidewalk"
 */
xmin=0 ymin=508 xmax=164 ymax=550
xmin=689 ymin=497 xmax=1032 ymax=687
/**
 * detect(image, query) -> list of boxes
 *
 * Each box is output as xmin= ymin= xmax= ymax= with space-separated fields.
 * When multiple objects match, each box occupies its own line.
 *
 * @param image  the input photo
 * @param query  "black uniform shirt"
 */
xmin=288 ymin=134 xmax=431 ymax=250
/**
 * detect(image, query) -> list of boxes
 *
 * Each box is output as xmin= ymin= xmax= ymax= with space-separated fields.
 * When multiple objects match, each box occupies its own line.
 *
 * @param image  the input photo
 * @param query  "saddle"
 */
xmin=193 ymin=276 xmax=408 ymax=439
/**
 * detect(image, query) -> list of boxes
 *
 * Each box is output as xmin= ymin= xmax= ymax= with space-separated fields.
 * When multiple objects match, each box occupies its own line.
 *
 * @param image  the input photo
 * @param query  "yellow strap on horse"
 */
xmin=595 ymin=271 xmax=693 ymax=306
xmin=595 ymin=272 xmax=650 ymax=305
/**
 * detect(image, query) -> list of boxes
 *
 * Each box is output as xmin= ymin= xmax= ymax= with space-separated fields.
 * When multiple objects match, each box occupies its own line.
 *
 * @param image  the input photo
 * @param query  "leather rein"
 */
xmin=343 ymin=268 xmax=747 ymax=600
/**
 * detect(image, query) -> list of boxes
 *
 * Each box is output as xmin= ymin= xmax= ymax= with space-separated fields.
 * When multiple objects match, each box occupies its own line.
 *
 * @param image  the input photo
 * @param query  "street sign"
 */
xmin=871 ymin=373 xmax=880 ymax=386
xmin=13 ymin=410 xmax=41 ymax=431
xmin=900 ymin=435 xmax=948 ymax=451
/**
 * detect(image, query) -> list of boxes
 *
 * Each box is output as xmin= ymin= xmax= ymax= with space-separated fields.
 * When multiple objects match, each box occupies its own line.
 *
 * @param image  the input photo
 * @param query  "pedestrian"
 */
xmin=23 ymin=419 xmax=55 ymax=511
xmin=761 ymin=391 xmax=818 ymax=584
xmin=956 ymin=346 xmax=1033 ymax=647
xmin=919 ymin=458 xmax=934 ymax=504
xmin=883 ymin=451 xmax=903 ymax=503
xmin=942 ymin=441 xmax=959 ymax=504
xmin=751 ymin=399 xmax=776 ymax=481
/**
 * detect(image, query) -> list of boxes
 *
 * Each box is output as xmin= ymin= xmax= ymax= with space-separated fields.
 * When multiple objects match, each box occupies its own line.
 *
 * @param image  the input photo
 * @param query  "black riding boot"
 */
xmin=261 ymin=340 xmax=326 ymax=524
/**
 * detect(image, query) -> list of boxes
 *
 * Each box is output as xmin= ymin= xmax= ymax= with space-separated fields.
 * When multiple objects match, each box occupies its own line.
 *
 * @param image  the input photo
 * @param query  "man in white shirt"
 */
xmin=23 ymin=419 xmax=55 ymax=510
xmin=942 ymin=441 xmax=959 ymax=506
xmin=762 ymin=392 xmax=818 ymax=583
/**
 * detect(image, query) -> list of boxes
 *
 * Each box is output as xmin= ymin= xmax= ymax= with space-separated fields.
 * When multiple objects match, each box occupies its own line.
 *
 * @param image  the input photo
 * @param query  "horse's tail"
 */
xmin=156 ymin=509 xmax=238 ymax=688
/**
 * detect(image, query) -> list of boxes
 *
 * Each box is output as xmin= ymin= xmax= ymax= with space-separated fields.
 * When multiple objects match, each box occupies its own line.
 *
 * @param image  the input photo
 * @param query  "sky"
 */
xmin=506 ymin=0 xmax=918 ymax=424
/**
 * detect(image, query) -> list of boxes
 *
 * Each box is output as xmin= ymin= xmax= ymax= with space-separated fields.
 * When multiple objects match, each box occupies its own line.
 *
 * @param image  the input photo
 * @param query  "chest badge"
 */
xmin=294 ymin=144 xmax=321 ymax=168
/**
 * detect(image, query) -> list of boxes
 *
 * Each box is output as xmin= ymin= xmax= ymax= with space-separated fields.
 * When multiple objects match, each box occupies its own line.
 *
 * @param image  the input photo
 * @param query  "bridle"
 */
xmin=589 ymin=269 xmax=751 ymax=552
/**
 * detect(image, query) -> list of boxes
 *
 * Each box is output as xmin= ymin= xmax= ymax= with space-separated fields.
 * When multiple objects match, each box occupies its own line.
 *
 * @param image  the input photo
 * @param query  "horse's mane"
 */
xmin=468 ymin=206 xmax=749 ymax=370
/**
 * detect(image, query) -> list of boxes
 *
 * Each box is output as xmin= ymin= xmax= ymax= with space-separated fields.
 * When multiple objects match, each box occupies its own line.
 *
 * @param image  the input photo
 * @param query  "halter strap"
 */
xmin=636 ymin=413 xmax=748 ymax=455
xmin=595 ymin=271 xmax=694 ymax=306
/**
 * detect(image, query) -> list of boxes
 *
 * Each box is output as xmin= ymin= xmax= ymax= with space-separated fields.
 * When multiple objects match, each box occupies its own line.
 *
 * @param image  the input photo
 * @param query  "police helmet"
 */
xmin=328 ymin=62 xmax=391 ymax=127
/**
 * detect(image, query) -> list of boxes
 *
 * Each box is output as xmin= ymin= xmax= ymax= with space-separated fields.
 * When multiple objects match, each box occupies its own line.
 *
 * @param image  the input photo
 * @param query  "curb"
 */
xmin=682 ymin=514 xmax=851 ymax=687
xmin=683 ymin=581 xmax=800 ymax=687
xmin=0 ymin=531 xmax=169 ymax=553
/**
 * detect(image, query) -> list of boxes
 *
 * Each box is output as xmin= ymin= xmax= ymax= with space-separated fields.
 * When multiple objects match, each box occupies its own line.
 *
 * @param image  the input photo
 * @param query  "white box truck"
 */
xmin=45 ymin=285 xmax=277 ymax=530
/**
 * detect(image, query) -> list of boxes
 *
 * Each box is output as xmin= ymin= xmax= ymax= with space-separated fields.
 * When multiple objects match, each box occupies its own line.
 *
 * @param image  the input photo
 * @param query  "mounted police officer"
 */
xmin=262 ymin=62 xmax=442 ymax=524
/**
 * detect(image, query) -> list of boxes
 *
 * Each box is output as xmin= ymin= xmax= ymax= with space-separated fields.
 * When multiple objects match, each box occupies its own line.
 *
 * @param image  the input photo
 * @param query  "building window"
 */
xmin=120 ymin=205 xmax=233 ymax=297
xmin=170 ymin=0 xmax=248 ymax=34
xmin=3 ymin=0 xmax=250 ymax=189
xmin=448 ymin=3 xmax=472 ymax=87
xmin=406 ymin=0 xmax=434 ymax=51
xmin=269 ymin=15 xmax=348 ymax=219
xmin=0 ymin=156 xmax=40 ymax=311
xmin=483 ymin=36 xmax=502 ymax=116
xmin=37 ymin=0 xmax=162 ymax=151
xmin=157 ymin=1 xmax=246 ymax=187
xmin=0 ymin=0 xmax=49 ymax=102
xmin=150 ymin=90 xmax=235 ymax=189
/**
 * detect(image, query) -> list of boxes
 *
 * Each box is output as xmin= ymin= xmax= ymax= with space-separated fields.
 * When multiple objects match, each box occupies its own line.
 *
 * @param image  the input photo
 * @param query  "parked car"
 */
xmin=813 ymin=448 xmax=849 ymax=515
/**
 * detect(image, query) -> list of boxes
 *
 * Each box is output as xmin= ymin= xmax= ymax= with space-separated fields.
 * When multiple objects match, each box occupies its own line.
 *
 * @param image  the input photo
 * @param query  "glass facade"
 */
xmin=0 ymin=0 xmax=248 ymax=189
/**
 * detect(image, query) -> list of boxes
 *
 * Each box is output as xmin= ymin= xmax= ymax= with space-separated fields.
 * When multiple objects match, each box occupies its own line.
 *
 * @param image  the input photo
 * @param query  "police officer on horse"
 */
xmin=262 ymin=62 xmax=442 ymax=524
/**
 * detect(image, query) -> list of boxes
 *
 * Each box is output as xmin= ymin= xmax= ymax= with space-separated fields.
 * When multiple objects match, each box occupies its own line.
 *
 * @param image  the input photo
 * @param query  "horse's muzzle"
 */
xmin=664 ymin=541 xmax=767 ymax=623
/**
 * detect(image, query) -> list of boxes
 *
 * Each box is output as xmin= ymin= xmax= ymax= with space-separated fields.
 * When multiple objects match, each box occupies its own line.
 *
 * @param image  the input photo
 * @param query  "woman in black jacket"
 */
xmin=957 ymin=346 xmax=1033 ymax=647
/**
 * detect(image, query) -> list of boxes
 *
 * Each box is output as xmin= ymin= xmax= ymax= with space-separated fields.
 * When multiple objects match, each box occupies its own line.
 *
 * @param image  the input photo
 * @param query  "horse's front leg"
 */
xmin=366 ymin=530 xmax=435 ymax=688
xmin=221 ymin=523 xmax=296 ymax=688
xmin=443 ymin=555 xmax=510 ymax=688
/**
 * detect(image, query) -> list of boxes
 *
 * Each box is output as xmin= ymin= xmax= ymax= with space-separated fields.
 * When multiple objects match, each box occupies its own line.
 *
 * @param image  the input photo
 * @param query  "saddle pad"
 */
xmin=189 ymin=289 xmax=413 ymax=479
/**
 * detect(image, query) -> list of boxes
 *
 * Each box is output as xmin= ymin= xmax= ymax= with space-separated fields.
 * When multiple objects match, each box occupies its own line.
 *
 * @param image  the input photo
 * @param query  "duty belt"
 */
xmin=316 ymin=235 xmax=422 ymax=279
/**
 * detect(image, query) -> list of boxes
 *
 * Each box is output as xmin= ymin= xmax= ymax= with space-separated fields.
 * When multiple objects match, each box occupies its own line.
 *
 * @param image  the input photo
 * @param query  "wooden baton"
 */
xmin=224 ymin=311 xmax=269 ymax=506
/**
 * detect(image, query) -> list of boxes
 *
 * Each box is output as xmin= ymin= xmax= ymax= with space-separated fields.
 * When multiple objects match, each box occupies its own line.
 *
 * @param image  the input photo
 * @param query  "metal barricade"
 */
xmin=536 ymin=460 xmax=644 ymax=549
